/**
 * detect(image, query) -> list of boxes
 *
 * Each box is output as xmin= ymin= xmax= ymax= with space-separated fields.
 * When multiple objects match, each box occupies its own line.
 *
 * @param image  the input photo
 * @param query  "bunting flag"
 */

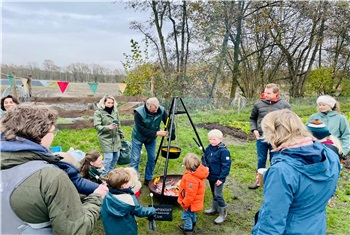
xmin=57 ymin=81 xmax=69 ymax=93
xmin=117 ymin=83 xmax=127 ymax=93
xmin=7 ymin=75 xmax=14 ymax=88
xmin=88 ymin=82 xmax=98 ymax=94
xmin=21 ymin=78 xmax=28 ymax=91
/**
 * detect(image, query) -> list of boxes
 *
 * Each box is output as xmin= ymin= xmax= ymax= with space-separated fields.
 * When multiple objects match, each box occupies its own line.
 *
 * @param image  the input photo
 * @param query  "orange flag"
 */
xmin=117 ymin=83 xmax=127 ymax=93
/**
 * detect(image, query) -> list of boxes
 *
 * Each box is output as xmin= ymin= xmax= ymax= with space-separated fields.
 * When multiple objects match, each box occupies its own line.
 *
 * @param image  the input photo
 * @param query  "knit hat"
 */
xmin=316 ymin=95 xmax=336 ymax=108
xmin=307 ymin=119 xmax=331 ymax=140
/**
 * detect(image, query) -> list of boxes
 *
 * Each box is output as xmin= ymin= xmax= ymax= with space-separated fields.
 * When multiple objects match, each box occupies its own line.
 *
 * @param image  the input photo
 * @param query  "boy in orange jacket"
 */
xmin=177 ymin=153 xmax=209 ymax=235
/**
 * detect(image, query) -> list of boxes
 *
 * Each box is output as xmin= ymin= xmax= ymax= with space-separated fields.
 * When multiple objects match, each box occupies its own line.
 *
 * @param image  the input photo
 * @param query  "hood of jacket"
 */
xmin=102 ymin=192 xmax=136 ymax=217
xmin=187 ymin=164 xmax=209 ymax=180
xmin=1 ymin=135 xmax=60 ymax=169
xmin=207 ymin=142 xmax=226 ymax=152
xmin=271 ymin=141 xmax=335 ymax=181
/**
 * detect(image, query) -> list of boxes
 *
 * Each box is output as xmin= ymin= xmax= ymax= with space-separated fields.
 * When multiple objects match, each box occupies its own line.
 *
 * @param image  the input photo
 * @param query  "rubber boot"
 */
xmin=248 ymin=171 xmax=260 ymax=189
xmin=214 ymin=206 xmax=227 ymax=224
xmin=204 ymin=201 xmax=218 ymax=214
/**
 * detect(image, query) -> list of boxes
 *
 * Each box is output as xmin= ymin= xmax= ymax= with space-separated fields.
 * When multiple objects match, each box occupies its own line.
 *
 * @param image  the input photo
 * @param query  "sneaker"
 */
xmin=248 ymin=181 xmax=260 ymax=189
xmin=144 ymin=179 xmax=150 ymax=186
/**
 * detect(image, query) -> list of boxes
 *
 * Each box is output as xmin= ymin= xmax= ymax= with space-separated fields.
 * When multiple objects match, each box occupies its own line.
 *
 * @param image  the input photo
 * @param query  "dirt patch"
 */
xmin=197 ymin=123 xmax=255 ymax=142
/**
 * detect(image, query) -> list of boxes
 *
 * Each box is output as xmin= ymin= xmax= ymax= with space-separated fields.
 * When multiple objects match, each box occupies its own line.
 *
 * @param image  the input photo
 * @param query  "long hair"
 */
xmin=1 ymin=104 xmax=57 ymax=144
xmin=261 ymin=109 xmax=313 ymax=148
xmin=79 ymin=150 xmax=102 ymax=179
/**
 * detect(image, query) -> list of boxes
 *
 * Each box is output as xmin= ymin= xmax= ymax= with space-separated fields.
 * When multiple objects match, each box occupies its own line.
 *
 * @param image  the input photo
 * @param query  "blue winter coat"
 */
xmin=202 ymin=143 xmax=231 ymax=182
xmin=101 ymin=191 xmax=156 ymax=235
xmin=55 ymin=161 xmax=99 ymax=195
xmin=252 ymin=142 xmax=340 ymax=235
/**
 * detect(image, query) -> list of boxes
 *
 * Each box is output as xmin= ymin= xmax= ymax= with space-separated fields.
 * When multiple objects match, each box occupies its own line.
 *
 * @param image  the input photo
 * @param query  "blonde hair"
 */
xmin=124 ymin=167 xmax=139 ymax=188
xmin=183 ymin=153 xmax=200 ymax=170
xmin=265 ymin=83 xmax=280 ymax=93
xmin=261 ymin=109 xmax=313 ymax=148
xmin=208 ymin=129 xmax=223 ymax=139
xmin=107 ymin=168 xmax=130 ymax=189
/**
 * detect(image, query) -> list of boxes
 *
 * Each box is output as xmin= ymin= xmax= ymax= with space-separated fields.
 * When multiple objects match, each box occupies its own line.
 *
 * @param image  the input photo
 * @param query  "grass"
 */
xmin=52 ymin=106 xmax=350 ymax=235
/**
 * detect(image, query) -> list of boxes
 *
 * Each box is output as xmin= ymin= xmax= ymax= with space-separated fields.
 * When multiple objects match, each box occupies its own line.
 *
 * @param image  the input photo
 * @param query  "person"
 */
xmin=100 ymin=167 xmax=156 ymax=235
xmin=130 ymin=97 xmax=169 ymax=185
xmin=80 ymin=150 xmax=105 ymax=183
xmin=0 ymin=94 xmax=20 ymax=117
xmin=124 ymin=167 xmax=142 ymax=198
xmin=55 ymin=152 xmax=100 ymax=195
xmin=306 ymin=95 xmax=350 ymax=157
xmin=248 ymin=83 xmax=291 ymax=189
xmin=252 ymin=109 xmax=341 ymax=235
xmin=178 ymin=153 xmax=209 ymax=235
xmin=26 ymin=74 xmax=33 ymax=97
xmin=1 ymin=104 xmax=109 ymax=234
xmin=202 ymin=129 xmax=231 ymax=224
xmin=307 ymin=119 xmax=346 ymax=163
xmin=94 ymin=95 xmax=125 ymax=176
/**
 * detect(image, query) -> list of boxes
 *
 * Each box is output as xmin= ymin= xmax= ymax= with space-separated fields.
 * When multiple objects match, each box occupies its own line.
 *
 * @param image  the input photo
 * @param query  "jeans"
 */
xmin=130 ymin=138 xmax=156 ymax=181
xmin=102 ymin=151 xmax=120 ymax=176
xmin=256 ymin=138 xmax=272 ymax=169
xmin=209 ymin=180 xmax=226 ymax=207
xmin=182 ymin=208 xmax=196 ymax=230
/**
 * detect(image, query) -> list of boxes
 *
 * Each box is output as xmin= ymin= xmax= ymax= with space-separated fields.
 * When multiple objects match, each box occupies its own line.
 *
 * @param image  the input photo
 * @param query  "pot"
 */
xmin=161 ymin=146 xmax=181 ymax=159
xmin=148 ymin=174 xmax=183 ymax=199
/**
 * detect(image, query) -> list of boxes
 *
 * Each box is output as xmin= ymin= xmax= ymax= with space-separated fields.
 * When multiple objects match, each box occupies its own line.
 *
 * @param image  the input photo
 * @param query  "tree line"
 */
xmin=122 ymin=0 xmax=350 ymax=99
xmin=1 ymin=60 xmax=125 ymax=84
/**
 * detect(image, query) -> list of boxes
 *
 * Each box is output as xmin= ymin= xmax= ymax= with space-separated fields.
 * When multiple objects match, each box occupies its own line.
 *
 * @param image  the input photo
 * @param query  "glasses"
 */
xmin=49 ymin=128 xmax=59 ymax=137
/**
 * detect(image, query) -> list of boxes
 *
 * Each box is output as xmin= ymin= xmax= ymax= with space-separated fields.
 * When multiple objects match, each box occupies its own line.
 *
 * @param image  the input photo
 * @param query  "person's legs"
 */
xmin=144 ymin=139 xmax=156 ymax=181
xmin=257 ymin=139 xmax=270 ymax=169
xmin=102 ymin=152 xmax=113 ymax=176
xmin=181 ymin=209 xmax=194 ymax=231
xmin=214 ymin=183 xmax=227 ymax=224
xmin=130 ymin=138 xmax=143 ymax=173
xmin=204 ymin=180 xmax=218 ymax=214
xmin=110 ymin=151 xmax=120 ymax=169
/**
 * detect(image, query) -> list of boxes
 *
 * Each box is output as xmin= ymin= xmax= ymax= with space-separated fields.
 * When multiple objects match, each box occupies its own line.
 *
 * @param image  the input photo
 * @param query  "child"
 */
xmin=178 ymin=153 xmax=209 ymax=235
xmin=202 ymin=129 xmax=231 ymax=224
xmin=80 ymin=150 xmax=105 ymax=183
xmin=101 ymin=168 xmax=156 ymax=235
xmin=124 ymin=167 xmax=142 ymax=198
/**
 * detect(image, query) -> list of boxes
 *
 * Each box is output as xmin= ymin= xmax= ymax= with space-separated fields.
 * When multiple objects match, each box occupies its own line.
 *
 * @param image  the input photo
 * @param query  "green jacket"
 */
xmin=132 ymin=105 xmax=166 ymax=144
xmin=1 ymin=151 xmax=102 ymax=235
xmin=94 ymin=108 xmax=124 ymax=152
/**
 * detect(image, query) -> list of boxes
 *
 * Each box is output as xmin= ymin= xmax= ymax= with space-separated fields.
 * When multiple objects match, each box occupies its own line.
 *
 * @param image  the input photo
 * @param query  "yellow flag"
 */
xmin=21 ymin=78 xmax=28 ymax=90
xmin=117 ymin=83 xmax=127 ymax=93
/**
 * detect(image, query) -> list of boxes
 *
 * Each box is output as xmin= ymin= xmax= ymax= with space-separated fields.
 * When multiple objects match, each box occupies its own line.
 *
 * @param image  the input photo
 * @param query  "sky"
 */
xmin=1 ymin=0 xmax=149 ymax=72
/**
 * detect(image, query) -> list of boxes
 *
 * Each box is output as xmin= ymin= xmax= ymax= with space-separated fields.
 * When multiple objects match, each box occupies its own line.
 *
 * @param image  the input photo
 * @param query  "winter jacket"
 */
xmin=101 ymin=189 xmax=156 ymax=235
xmin=250 ymin=96 xmax=291 ymax=135
xmin=94 ymin=105 xmax=124 ymax=153
xmin=1 ymin=136 xmax=103 ymax=235
xmin=252 ymin=141 xmax=340 ymax=235
xmin=55 ymin=161 xmax=99 ymax=195
xmin=177 ymin=164 xmax=209 ymax=212
xmin=202 ymin=142 xmax=231 ymax=183
xmin=307 ymin=110 xmax=350 ymax=155
xmin=132 ymin=104 xmax=167 ymax=144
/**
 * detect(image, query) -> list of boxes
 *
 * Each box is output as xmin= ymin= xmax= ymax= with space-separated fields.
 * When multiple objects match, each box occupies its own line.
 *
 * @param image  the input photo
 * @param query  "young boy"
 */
xmin=202 ymin=129 xmax=231 ymax=224
xmin=178 ymin=153 xmax=209 ymax=235
xmin=101 ymin=168 xmax=156 ymax=235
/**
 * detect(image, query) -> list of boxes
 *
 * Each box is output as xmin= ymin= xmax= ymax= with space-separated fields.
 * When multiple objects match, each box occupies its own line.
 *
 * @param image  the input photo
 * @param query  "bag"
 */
xmin=118 ymin=140 xmax=131 ymax=165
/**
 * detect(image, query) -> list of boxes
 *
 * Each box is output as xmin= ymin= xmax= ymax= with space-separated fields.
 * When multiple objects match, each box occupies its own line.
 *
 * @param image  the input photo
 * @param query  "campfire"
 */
xmin=149 ymin=175 xmax=182 ymax=198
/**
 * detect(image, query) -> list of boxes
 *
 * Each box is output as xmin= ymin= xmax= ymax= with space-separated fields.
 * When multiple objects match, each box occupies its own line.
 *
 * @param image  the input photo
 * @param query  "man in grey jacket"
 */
xmin=248 ymin=83 xmax=291 ymax=189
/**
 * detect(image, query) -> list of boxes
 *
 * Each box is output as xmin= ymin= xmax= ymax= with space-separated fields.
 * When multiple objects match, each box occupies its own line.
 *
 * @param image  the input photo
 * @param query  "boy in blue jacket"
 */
xmin=202 ymin=129 xmax=231 ymax=224
xmin=101 ymin=168 xmax=156 ymax=235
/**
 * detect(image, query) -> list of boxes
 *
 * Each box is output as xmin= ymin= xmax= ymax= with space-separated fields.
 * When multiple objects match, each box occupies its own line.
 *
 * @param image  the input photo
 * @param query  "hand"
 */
xmin=253 ymin=130 xmax=260 ymax=139
xmin=216 ymin=180 xmax=222 ymax=186
xmin=108 ymin=123 xmax=117 ymax=130
xmin=156 ymin=130 xmax=168 ymax=137
xmin=93 ymin=181 xmax=109 ymax=199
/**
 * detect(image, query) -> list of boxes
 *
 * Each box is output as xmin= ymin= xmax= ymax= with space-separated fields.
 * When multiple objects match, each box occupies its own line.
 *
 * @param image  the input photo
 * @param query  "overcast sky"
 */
xmin=1 ymin=0 xmax=149 ymax=71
